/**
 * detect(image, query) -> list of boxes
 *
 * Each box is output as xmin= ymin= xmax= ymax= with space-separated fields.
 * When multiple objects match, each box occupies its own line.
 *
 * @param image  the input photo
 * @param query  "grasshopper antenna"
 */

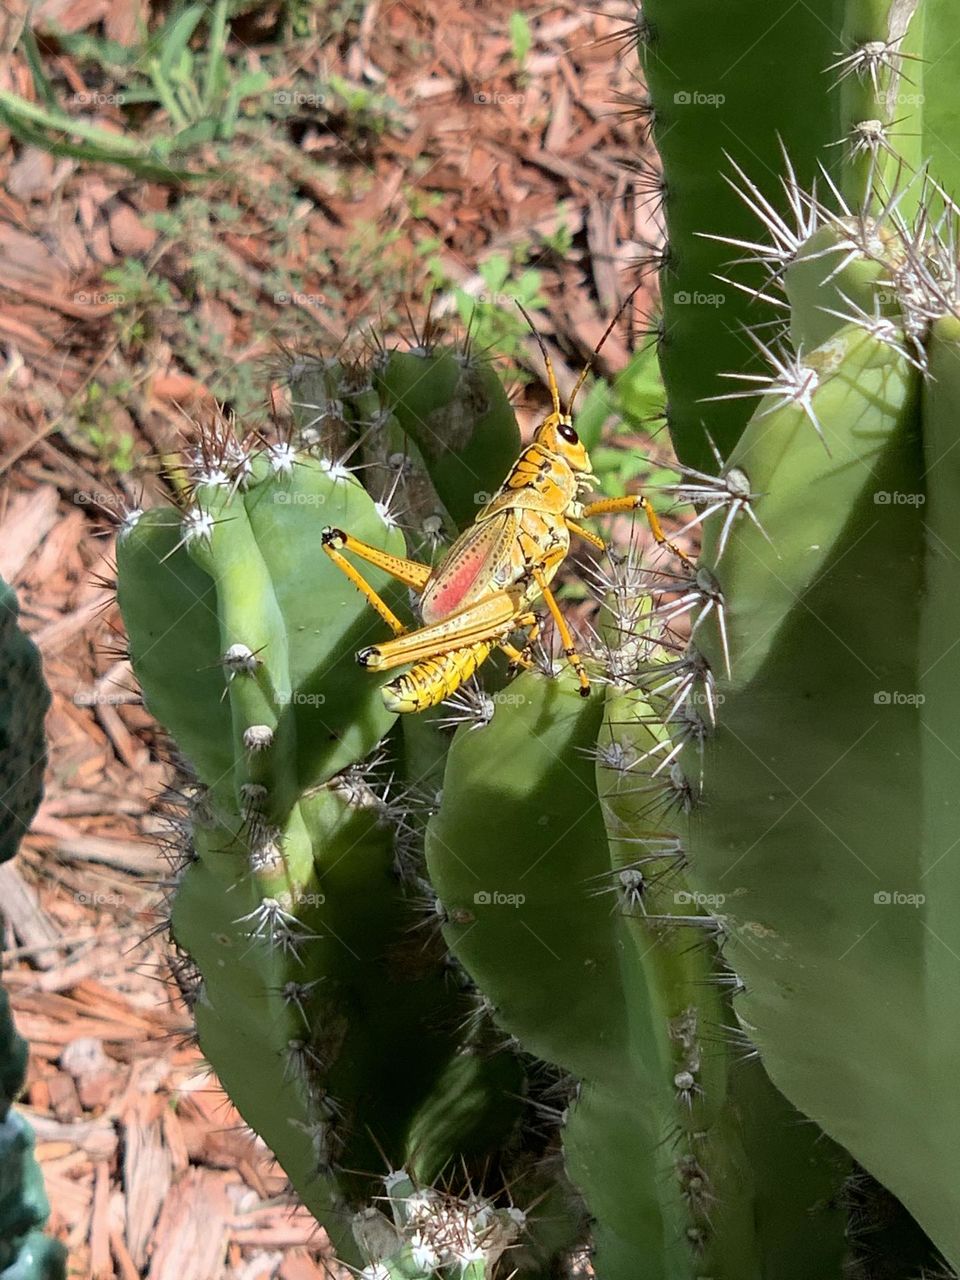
xmin=516 ymin=300 xmax=562 ymax=417
xmin=567 ymin=279 xmax=646 ymax=412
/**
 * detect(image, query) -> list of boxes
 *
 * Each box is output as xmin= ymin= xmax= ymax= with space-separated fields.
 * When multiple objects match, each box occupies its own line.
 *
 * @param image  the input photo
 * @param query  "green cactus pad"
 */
xmin=373 ymin=350 xmax=520 ymax=531
xmin=680 ymin=320 xmax=960 ymax=1262
xmin=640 ymin=0 xmax=846 ymax=467
xmin=118 ymin=356 xmax=585 ymax=1274
xmin=428 ymin=672 xmax=848 ymax=1277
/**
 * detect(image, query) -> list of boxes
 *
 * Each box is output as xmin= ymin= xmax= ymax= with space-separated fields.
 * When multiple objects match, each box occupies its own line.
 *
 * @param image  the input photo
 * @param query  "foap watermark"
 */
xmin=74 ymin=291 xmax=126 ymax=306
xmin=74 ymin=490 xmax=125 ymax=508
xmin=674 ymin=890 xmax=725 ymax=908
xmin=874 ymin=890 xmax=925 ymax=907
xmin=474 ymin=90 xmax=526 ymax=106
xmin=276 ymin=690 xmax=327 ymax=708
xmin=274 ymin=490 xmax=326 ymax=506
xmin=687 ymin=689 xmax=725 ymax=709
xmin=674 ymin=290 xmax=725 ymax=308
xmin=274 ymin=90 xmax=326 ymax=107
xmin=277 ymin=890 xmax=326 ymax=909
xmin=76 ymin=890 xmax=124 ymax=907
xmin=274 ymin=291 xmax=326 ymax=307
xmin=475 ymin=291 xmax=516 ymax=308
xmin=874 ymin=490 xmax=925 ymax=506
xmin=491 ymin=690 xmax=526 ymax=708
xmin=877 ymin=91 xmax=925 ymax=106
xmin=74 ymin=689 xmax=128 ymax=707
xmin=673 ymin=90 xmax=725 ymax=107
xmin=874 ymin=690 xmax=925 ymax=707
xmin=474 ymin=890 xmax=526 ymax=908
xmin=70 ymin=91 xmax=126 ymax=106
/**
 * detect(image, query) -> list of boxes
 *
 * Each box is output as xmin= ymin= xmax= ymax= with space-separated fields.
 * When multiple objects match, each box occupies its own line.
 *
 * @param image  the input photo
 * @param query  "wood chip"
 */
xmin=0 ymin=484 xmax=59 ymax=579
xmin=0 ymin=861 xmax=62 ymax=967
xmin=146 ymin=1169 xmax=232 ymax=1280
xmin=27 ymin=1110 xmax=118 ymax=1160
xmin=123 ymin=1102 xmax=172 ymax=1268
xmin=108 ymin=204 xmax=157 ymax=257
xmin=90 ymin=1160 xmax=112 ymax=1280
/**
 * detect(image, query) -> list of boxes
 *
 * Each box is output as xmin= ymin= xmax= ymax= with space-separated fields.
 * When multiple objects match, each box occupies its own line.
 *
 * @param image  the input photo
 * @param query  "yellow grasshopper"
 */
xmin=321 ymin=317 xmax=692 ymax=714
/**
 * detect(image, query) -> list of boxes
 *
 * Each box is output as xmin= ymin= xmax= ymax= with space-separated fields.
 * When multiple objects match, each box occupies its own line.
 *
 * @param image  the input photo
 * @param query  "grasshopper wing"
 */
xmin=420 ymin=510 xmax=520 ymax=624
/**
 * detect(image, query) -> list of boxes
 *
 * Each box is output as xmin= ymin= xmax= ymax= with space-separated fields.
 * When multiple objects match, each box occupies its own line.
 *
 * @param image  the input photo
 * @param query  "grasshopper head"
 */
xmin=535 ymin=413 xmax=593 ymax=474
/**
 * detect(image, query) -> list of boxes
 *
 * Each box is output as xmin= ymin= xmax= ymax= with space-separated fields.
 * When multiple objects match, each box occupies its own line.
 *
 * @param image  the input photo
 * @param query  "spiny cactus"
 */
xmin=640 ymin=0 xmax=960 ymax=472
xmin=116 ymin=347 xmax=585 ymax=1274
xmin=116 ymin=5 xmax=960 ymax=1271
xmin=353 ymin=1169 xmax=527 ymax=1280
xmin=0 ymin=580 xmax=65 ymax=1280
xmin=426 ymin=581 xmax=849 ymax=1279
xmin=674 ymin=268 xmax=960 ymax=1263
xmin=635 ymin=0 xmax=960 ymax=1268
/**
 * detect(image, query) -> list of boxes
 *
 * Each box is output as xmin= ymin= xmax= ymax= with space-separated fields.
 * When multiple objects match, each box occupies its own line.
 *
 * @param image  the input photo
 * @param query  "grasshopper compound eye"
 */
xmin=557 ymin=422 xmax=579 ymax=444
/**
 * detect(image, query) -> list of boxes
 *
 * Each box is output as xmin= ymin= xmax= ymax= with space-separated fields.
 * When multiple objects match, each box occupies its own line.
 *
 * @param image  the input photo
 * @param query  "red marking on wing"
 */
xmin=421 ymin=514 xmax=515 ymax=624
xmin=427 ymin=545 xmax=491 ymax=619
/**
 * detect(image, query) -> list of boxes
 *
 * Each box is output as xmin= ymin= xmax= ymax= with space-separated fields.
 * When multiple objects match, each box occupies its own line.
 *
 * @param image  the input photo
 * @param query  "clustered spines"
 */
xmin=825 ymin=37 xmax=916 ymax=95
xmin=234 ymin=895 xmax=321 ymax=962
xmin=182 ymin=410 xmax=261 ymax=501
xmin=180 ymin=504 xmax=217 ymax=548
xmin=117 ymin=505 xmax=144 ymax=542
xmin=329 ymin=747 xmax=441 ymax=882
xmin=242 ymin=723 xmax=275 ymax=753
xmin=710 ymin=139 xmax=960 ymax=416
xmin=655 ymin=441 xmax=772 ymax=565
xmin=351 ymin=1168 xmax=529 ymax=1278
xmin=706 ymin=332 xmax=829 ymax=452
xmin=223 ymin=643 xmax=261 ymax=677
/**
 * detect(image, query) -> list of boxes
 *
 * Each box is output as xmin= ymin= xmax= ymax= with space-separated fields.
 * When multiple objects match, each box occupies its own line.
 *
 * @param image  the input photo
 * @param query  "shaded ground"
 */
xmin=0 ymin=2 xmax=672 ymax=1276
